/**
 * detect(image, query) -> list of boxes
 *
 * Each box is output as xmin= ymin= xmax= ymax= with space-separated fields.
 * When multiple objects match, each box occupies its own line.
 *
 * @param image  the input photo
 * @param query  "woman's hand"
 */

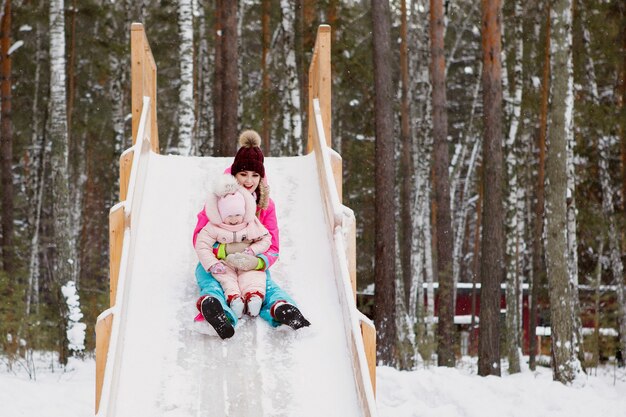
xmin=225 ymin=253 xmax=259 ymax=271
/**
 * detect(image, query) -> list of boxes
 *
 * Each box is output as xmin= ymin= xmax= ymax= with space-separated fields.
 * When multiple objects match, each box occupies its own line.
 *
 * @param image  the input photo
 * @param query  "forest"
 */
xmin=0 ymin=0 xmax=624 ymax=384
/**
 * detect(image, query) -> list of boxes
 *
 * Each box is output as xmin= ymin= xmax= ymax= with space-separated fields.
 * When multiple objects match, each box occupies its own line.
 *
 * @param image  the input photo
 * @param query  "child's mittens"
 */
xmin=242 ymin=247 xmax=255 ymax=256
xmin=225 ymin=241 xmax=249 ymax=255
xmin=209 ymin=262 xmax=227 ymax=274
xmin=225 ymin=253 xmax=259 ymax=271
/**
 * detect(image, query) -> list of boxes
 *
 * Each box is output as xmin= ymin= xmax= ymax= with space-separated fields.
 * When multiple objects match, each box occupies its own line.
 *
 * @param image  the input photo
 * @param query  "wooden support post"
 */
xmin=131 ymin=23 xmax=145 ymax=145
xmin=119 ymin=150 xmax=134 ymax=201
xmin=95 ymin=312 xmax=114 ymax=413
xmin=131 ymin=23 xmax=159 ymax=153
xmin=360 ymin=320 xmax=377 ymax=396
xmin=307 ymin=25 xmax=332 ymax=153
xmin=109 ymin=204 xmax=125 ymax=307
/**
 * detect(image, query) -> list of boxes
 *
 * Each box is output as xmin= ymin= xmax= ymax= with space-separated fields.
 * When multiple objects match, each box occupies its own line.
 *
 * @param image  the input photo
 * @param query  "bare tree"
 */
xmin=49 ymin=0 xmax=77 ymax=364
xmin=545 ymin=0 xmax=582 ymax=384
xmin=261 ymin=0 xmax=271 ymax=153
xmin=430 ymin=0 xmax=455 ymax=367
xmin=399 ymin=0 xmax=414 ymax=312
xmin=503 ymin=0 xmax=524 ymax=375
xmin=177 ymin=0 xmax=195 ymax=155
xmin=218 ymin=0 xmax=238 ymax=155
xmin=529 ymin=6 xmax=550 ymax=372
xmin=478 ymin=0 xmax=505 ymax=377
xmin=372 ymin=0 xmax=398 ymax=366
xmin=0 ymin=0 xmax=13 ymax=275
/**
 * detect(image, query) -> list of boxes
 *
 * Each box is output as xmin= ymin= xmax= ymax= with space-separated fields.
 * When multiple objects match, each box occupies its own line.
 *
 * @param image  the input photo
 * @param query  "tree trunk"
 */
xmin=399 ymin=0 xmax=413 ymax=309
xmin=478 ymin=0 xmax=505 ymax=377
xmin=545 ymin=0 xmax=582 ymax=384
xmin=530 ymin=7 xmax=550 ymax=371
xmin=213 ymin=0 xmax=223 ymax=153
xmin=196 ymin=2 xmax=213 ymax=154
xmin=219 ymin=0 xmax=238 ymax=156
xmin=430 ymin=0 xmax=455 ymax=368
xmin=371 ymin=0 xmax=398 ymax=367
xmin=26 ymin=8 xmax=45 ymax=317
xmin=261 ymin=0 xmax=271 ymax=153
xmin=278 ymin=0 xmax=302 ymax=155
xmin=0 ymin=0 xmax=13 ymax=275
xmin=504 ymin=0 xmax=524 ymax=375
xmin=49 ymin=0 xmax=73 ymax=364
xmin=177 ymin=0 xmax=195 ymax=155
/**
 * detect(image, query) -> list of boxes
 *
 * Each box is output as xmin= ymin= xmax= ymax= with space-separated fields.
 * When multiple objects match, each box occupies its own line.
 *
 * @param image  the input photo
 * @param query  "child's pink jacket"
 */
xmin=195 ymin=218 xmax=271 ymax=272
xmin=192 ymin=171 xmax=280 ymax=270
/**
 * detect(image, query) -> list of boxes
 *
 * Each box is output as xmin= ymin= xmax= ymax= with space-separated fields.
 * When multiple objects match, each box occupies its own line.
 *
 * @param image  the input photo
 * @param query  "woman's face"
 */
xmin=235 ymin=170 xmax=261 ymax=194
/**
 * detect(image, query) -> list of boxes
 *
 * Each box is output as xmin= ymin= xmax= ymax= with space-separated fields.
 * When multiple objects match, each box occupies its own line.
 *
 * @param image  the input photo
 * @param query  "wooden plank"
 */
xmin=109 ymin=204 xmax=125 ymax=307
xmin=330 ymin=149 xmax=342 ymax=202
xmin=131 ymin=23 xmax=145 ymax=145
xmin=346 ymin=217 xmax=357 ymax=301
xmin=360 ymin=320 xmax=377 ymax=396
xmin=119 ymin=150 xmax=134 ymax=201
xmin=95 ymin=312 xmax=114 ymax=413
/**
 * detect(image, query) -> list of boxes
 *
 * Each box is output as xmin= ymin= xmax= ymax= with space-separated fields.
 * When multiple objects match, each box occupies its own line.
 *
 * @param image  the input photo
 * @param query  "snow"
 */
xmin=2 ymin=355 xmax=625 ymax=417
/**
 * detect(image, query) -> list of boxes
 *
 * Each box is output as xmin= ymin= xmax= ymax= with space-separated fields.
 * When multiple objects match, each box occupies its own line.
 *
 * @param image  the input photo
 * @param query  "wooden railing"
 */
xmin=95 ymin=23 xmax=158 ymax=415
xmin=307 ymin=25 xmax=378 ymax=412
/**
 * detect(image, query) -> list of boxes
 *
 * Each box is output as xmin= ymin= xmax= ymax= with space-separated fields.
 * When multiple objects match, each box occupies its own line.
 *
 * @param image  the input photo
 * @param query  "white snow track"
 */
xmin=95 ymin=23 xmax=376 ymax=417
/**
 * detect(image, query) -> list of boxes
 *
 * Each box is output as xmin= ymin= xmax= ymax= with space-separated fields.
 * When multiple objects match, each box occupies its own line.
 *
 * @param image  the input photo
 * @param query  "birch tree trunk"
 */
xmin=545 ymin=0 xmax=582 ymax=383
xmin=196 ymin=2 xmax=213 ymax=154
xmin=278 ymin=0 xmax=302 ymax=155
xmin=108 ymin=0 xmax=129 ymax=155
xmin=430 ymin=0 xmax=455 ymax=368
xmin=49 ymin=0 xmax=80 ymax=363
xmin=503 ymin=0 xmax=524 ymax=375
xmin=372 ymin=0 xmax=398 ymax=366
xmin=26 ymin=0 xmax=45 ymax=316
xmin=177 ymin=0 xmax=195 ymax=155
xmin=0 ymin=0 xmax=14 ymax=275
xmin=478 ymin=0 xmax=505 ymax=377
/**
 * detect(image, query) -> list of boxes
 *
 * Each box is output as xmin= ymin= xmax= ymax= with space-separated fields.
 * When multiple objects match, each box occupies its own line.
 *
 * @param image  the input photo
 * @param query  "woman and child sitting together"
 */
xmin=192 ymin=130 xmax=310 ymax=339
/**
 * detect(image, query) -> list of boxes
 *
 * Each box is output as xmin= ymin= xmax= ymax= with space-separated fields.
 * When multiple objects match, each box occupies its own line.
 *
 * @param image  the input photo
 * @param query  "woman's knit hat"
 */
xmin=231 ymin=130 xmax=265 ymax=178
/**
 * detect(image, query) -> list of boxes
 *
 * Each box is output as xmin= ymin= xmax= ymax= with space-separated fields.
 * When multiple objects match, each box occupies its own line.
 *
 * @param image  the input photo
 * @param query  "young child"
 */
xmin=195 ymin=174 xmax=271 ymax=319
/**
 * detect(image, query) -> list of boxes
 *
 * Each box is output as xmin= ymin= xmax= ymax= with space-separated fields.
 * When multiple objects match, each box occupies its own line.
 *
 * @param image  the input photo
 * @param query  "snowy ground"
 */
xmin=1 ymin=354 xmax=625 ymax=417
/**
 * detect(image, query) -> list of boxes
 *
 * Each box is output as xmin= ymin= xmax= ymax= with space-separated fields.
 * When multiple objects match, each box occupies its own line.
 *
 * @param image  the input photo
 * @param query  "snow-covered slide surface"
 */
xmin=107 ymin=152 xmax=365 ymax=417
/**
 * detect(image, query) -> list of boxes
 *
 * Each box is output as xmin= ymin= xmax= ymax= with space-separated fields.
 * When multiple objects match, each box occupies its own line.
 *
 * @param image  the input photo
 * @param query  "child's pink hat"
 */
xmin=217 ymin=192 xmax=246 ymax=220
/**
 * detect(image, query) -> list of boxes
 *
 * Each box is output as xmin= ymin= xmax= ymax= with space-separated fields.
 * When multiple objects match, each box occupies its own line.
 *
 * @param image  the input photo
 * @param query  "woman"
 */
xmin=193 ymin=130 xmax=311 ymax=339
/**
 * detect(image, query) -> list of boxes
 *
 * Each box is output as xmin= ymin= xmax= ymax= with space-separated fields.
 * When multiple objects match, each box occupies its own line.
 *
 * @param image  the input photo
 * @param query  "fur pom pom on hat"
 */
xmin=231 ymin=130 xmax=265 ymax=178
xmin=213 ymin=174 xmax=240 ymax=197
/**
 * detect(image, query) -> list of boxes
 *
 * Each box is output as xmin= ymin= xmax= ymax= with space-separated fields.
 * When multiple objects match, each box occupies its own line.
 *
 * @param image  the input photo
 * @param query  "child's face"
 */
xmin=223 ymin=214 xmax=244 ymax=225
xmin=235 ymin=170 xmax=261 ymax=194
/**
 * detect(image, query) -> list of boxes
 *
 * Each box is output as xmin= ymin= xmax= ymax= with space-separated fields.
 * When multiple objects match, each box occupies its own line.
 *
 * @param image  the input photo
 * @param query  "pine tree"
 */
xmin=478 ymin=0 xmax=505 ymax=377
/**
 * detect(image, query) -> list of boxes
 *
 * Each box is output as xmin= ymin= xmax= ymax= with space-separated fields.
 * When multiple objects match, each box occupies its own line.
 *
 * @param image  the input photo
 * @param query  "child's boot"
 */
xmin=272 ymin=302 xmax=311 ymax=330
xmin=200 ymin=296 xmax=235 ymax=339
xmin=246 ymin=294 xmax=263 ymax=317
xmin=228 ymin=295 xmax=244 ymax=319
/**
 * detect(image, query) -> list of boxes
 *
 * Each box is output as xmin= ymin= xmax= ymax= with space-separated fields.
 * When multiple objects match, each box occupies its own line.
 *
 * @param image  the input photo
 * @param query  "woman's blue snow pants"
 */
xmin=195 ymin=263 xmax=296 ymax=327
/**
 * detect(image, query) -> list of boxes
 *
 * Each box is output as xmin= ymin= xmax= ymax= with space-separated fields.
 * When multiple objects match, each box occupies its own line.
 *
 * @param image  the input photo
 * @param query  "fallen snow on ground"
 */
xmin=2 ymin=354 xmax=625 ymax=417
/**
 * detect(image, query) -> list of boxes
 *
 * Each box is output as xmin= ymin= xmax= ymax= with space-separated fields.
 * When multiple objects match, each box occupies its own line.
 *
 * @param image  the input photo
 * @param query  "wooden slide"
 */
xmin=94 ymin=24 xmax=377 ymax=417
